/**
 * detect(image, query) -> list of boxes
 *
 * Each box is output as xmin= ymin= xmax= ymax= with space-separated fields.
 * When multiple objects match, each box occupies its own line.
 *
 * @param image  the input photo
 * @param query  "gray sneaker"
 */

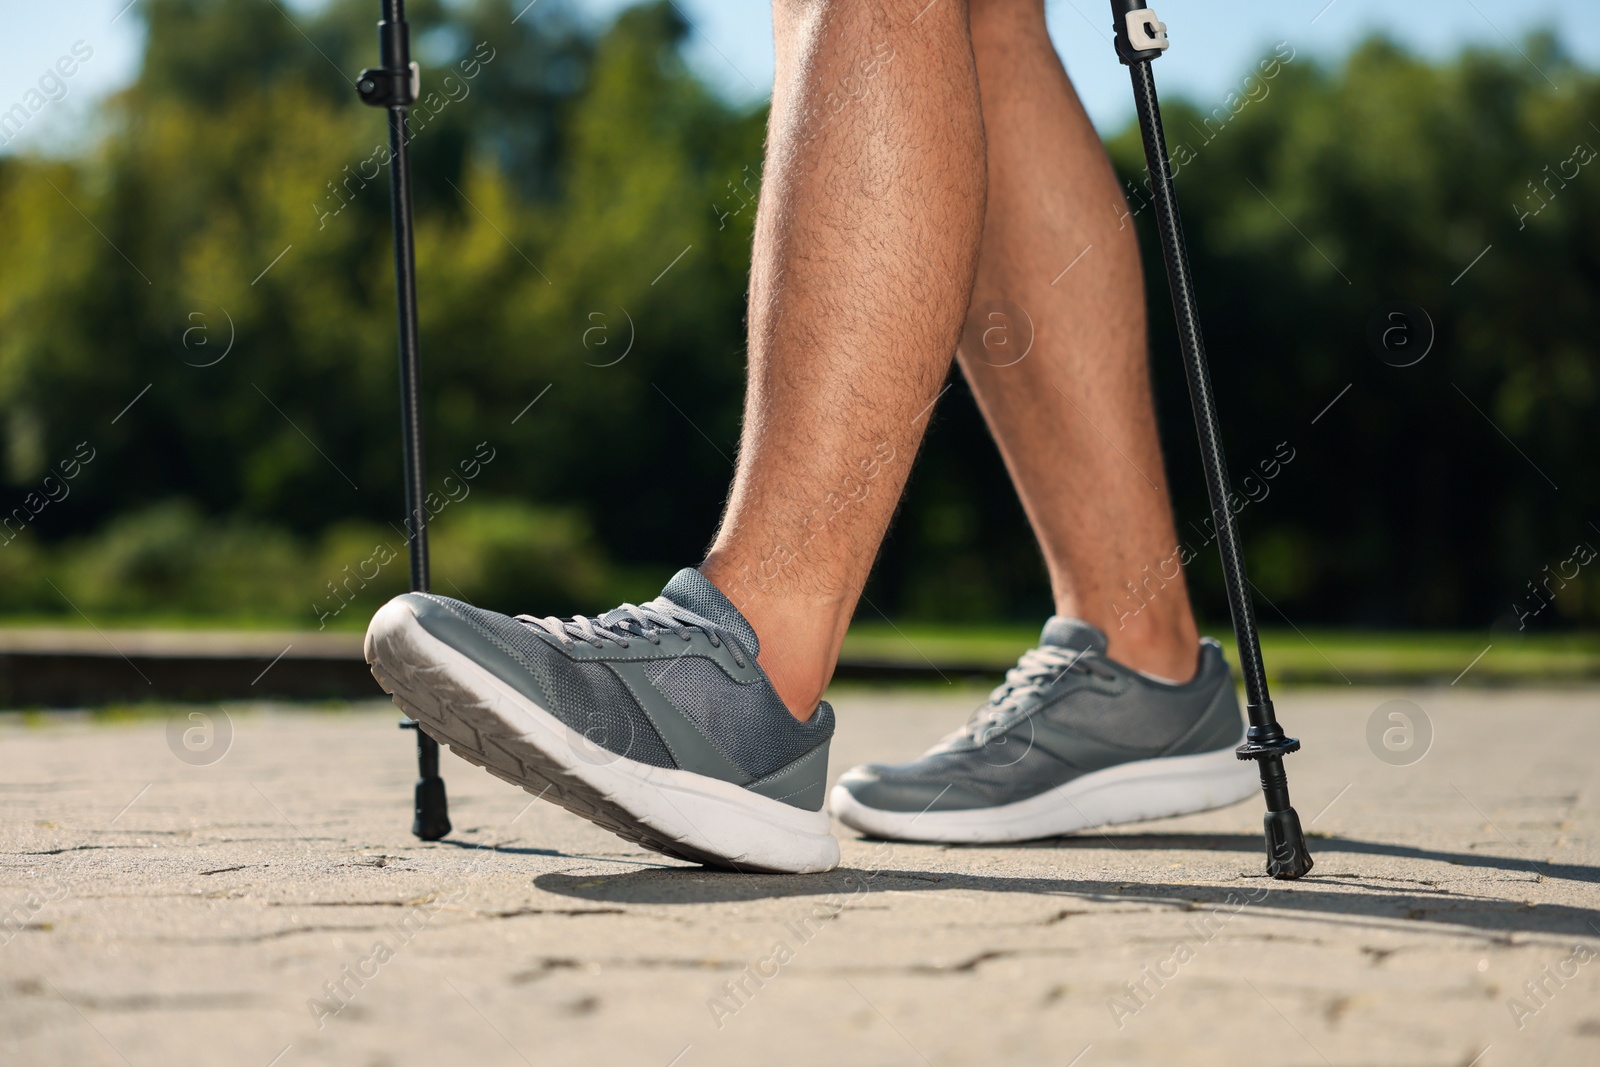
xmin=364 ymin=569 xmax=839 ymax=873
xmin=829 ymin=617 xmax=1255 ymax=843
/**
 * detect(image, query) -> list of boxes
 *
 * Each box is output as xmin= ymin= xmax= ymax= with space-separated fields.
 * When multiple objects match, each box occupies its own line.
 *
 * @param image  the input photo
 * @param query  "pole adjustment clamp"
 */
xmin=357 ymin=60 xmax=420 ymax=109
xmin=1113 ymin=3 xmax=1170 ymax=65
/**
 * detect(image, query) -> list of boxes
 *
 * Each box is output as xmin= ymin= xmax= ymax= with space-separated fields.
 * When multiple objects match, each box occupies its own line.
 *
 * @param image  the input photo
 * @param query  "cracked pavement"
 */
xmin=2 ymin=687 xmax=1597 ymax=1066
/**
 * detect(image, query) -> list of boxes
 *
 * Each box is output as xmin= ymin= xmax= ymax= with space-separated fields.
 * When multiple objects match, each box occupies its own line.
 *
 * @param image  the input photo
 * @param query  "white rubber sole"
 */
xmin=829 ymin=743 xmax=1258 ymax=844
xmin=364 ymin=598 xmax=839 ymax=874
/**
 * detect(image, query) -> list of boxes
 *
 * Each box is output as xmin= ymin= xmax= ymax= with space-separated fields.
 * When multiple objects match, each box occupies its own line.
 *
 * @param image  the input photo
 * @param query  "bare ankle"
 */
xmin=759 ymin=653 xmax=830 ymax=722
xmin=696 ymin=563 xmax=847 ymax=721
xmin=1097 ymin=611 xmax=1201 ymax=684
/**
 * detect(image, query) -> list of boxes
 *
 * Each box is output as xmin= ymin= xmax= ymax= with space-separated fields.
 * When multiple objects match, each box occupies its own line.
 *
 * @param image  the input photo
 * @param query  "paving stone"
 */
xmin=2 ymin=686 xmax=1596 ymax=1066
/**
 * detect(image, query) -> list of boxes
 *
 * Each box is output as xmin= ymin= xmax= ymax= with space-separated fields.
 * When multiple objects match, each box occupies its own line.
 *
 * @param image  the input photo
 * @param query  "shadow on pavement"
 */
xmin=530 ymin=832 xmax=1600 ymax=939
xmin=1020 ymin=831 xmax=1600 ymax=885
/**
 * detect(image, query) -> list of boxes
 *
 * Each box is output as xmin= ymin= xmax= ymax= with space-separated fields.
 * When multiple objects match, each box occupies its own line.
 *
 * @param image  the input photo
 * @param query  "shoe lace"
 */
xmin=515 ymin=597 xmax=747 ymax=668
xmin=963 ymin=644 xmax=1112 ymax=741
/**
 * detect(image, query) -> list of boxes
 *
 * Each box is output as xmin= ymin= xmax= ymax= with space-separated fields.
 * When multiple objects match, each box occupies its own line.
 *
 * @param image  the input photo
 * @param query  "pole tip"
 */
xmin=1264 ymin=807 xmax=1314 ymax=879
xmin=413 ymin=776 xmax=452 ymax=841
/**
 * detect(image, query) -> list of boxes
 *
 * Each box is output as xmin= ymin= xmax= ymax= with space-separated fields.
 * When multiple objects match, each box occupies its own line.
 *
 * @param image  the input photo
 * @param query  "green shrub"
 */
xmin=1 ymin=497 xmax=614 ymax=627
xmin=53 ymin=500 xmax=306 ymax=618
xmin=0 ymin=531 xmax=56 ymax=613
xmin=429 ymin=497 xmax=611 ymax=617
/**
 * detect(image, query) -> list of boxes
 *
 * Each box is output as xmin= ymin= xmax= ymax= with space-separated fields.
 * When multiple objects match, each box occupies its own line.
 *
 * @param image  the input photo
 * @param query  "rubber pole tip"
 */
xmin=412 ymin=776 xmax=452 ymax=841
xmin=1264 ymin=807 xmax=1314 ymax=880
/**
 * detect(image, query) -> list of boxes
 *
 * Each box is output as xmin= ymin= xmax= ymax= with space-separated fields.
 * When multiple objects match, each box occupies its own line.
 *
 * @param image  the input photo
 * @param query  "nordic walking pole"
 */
xmin=358 ymin=0 xmax=451 ymax=841
xmin=1109 ymin=1 xmax=1312 ymax=878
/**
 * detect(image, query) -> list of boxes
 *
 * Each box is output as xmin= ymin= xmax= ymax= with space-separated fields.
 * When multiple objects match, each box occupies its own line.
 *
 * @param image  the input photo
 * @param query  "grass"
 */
xmin=0 ymin=612 xmax=370 ymax=632
xmin=839 ymin=623 xmax=1600 ymax=685
xmin=3 ymin=612 xmax=1596 ymax=685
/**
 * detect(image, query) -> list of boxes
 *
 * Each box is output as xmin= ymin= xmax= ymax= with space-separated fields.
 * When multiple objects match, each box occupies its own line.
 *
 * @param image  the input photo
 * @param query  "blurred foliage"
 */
xmin=839 ymin=621 xmax=1600 ymax=686
xmin=0 ymin=496 xmax=610 ymax=626
xmin=1100 ymin=33 xmax=1600 ymax=631
xmin=0 ymin=1 xmax=1595 ymax=631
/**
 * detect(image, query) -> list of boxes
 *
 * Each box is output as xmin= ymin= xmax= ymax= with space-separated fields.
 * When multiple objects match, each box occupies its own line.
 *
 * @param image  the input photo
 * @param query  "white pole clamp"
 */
xmin=1126 ymin=9 xmax=1170 ymax=52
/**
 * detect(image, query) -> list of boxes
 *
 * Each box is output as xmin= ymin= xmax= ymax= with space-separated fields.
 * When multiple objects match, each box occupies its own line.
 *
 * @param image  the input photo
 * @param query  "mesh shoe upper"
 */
xmin=402 ymin=569 xmax=834 ymax=802
xmin=834 ymin=617 xmax=1244 ymax=813
xmin=425 ymin=596 xmax=679 ymax=769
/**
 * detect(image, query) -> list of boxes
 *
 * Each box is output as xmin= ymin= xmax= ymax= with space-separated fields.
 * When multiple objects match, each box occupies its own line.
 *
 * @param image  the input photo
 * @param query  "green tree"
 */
xmin=1 ymin=5 xmax=1596 ymax=631
xmin=1102 ymin=35 xmax=1600 ymax=628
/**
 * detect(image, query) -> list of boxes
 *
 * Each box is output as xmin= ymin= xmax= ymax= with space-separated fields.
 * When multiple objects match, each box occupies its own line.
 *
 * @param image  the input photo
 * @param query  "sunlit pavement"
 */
xmin=2 ymin=687 xmax=1596 ymax=1067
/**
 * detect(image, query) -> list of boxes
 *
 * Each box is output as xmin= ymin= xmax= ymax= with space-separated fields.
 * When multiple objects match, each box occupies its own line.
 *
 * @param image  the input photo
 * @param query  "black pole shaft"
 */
xmin=1125 ymin=60 xmax=1271 ymax=718
xmin=365 ymin=0 xmax=449 ymax=841
xmin=387 ymin=106 xmax=429 ymax=592
xmin=1115 ymin=35 xmax=1310 ymax=877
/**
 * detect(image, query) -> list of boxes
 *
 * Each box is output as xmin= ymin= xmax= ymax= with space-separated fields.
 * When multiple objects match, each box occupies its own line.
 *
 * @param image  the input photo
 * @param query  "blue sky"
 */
xmin=2 ymin=0 xmax=1594 ymax=155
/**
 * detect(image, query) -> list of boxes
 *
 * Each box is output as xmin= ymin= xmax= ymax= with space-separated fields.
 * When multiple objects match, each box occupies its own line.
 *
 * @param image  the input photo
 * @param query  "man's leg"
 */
xmin=828 ymin=2 xmax=1257 ymax=844
xmin=959 ymin=0 xmax=1199 ymax=681
xmin=701 ymin=0 xmax=988 ymax=718
xmin=367 ymin=2 xmax=989 ymax=873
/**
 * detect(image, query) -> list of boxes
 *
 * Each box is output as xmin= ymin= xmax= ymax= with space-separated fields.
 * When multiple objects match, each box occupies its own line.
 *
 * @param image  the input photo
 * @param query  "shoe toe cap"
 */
xmin=367 ymin=592 xmax=560 ymax=708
